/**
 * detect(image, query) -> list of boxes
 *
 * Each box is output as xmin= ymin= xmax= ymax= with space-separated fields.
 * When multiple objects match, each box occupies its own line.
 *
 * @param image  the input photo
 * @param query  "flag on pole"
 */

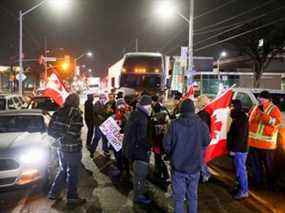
xmin=43 ymin=73 xmax=68 ymax=106
xmin=204 ymin=87 xmax=233 ymax=163
xmin=182 ymin=84 xmax=195 ymax=101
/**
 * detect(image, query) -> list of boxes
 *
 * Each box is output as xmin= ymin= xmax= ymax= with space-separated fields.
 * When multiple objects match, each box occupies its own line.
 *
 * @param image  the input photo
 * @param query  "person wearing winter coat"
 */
xmin=151 ymin=95 xmax=170 ymax=184
xmin=227 ymin=99 xmax=249 ymax=200
xmin=163 ymin=99 xmax=211 ymax=213
xmin=48 ymin=93 xmax=86 ymax=206
xmin=84 ymin=94 xmax=94 ymax=149
xmin=197 ymin=95 xmax=212 ymax=183
xmin=112 ymin=98 xmax=130 ymax=175
xmin=90 ymin=94 xmax=109 ymax=157
xmin=123 ymin=95 xmax=153 ymax=205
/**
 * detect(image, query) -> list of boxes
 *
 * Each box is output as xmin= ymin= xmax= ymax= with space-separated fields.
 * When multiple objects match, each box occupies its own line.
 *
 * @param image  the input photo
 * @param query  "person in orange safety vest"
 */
xmin=248 ymin=90 xmax=282 ymax=189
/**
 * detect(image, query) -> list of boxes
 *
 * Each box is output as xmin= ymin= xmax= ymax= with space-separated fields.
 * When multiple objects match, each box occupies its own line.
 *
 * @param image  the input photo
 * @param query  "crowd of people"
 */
xmin=46 ymin=89 xmax=282 ymax=213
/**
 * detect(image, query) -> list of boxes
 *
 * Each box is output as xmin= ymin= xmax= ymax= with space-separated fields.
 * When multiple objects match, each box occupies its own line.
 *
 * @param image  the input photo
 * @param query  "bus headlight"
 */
xmin=19 ymin=148 xmax=47 ymax=165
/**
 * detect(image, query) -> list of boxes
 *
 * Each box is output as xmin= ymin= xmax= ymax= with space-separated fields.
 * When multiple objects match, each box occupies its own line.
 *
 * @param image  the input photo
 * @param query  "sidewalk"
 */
xmin=211 ymin=157 xmax=285 ymax=213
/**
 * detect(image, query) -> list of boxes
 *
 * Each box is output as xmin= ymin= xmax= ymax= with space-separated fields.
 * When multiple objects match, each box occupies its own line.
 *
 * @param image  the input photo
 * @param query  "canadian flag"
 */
xmin=43 ymin=73 xmax=68 ymax=106
xmin=204 ymin=88 xmax=233 ymax=163
xmin=182 ymin=85 xmax=195 ymax=101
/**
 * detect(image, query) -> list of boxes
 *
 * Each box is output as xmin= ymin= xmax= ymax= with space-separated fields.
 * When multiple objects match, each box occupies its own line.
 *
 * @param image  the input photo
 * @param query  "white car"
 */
xmin=0 ymin=110 xmax=57 ymax=190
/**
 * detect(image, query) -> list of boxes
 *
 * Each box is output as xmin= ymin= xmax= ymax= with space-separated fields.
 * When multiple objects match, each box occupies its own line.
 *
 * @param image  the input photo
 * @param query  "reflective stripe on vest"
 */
xmin=249 ymin=103 xmax=277 ymax=143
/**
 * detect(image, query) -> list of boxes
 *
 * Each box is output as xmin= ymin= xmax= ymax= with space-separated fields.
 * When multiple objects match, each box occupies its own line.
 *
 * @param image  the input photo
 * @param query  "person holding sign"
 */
xmin=123 ymin=95 xmax=153 ymax=205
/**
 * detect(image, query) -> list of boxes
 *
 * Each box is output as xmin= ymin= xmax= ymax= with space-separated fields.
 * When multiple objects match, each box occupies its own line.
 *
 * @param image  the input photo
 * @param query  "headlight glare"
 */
xmin=19 ymin=148 xmax=47 ymax=164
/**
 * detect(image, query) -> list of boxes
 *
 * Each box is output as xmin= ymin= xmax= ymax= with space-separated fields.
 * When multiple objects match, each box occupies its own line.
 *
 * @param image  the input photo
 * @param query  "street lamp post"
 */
xmin=75 ymin=51 xmax=93 ymax=64
xmin=156 ymin=0 xmax=194 ymax=88
xmin=188 ymin=0 xmax=194 ymax=85
xmin=18 ymin=0 xmax=69 ymax=96
xmin=19 ymin=0 xmax=47 ymax=96
xmin=217 ymin=51 xmax=227 ymax=81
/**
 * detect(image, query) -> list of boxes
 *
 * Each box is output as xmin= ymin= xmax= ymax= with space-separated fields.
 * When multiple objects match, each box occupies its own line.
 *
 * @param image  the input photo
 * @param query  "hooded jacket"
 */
xmin=163 ymin=113 xmax=211 ymax=174
xmin=122 ymin=104 xmax=153 ymax=162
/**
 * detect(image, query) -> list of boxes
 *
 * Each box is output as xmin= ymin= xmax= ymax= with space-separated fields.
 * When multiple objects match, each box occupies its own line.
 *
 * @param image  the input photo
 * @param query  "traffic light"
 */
xmin=62 ymin=55 xmax=71 ymax=71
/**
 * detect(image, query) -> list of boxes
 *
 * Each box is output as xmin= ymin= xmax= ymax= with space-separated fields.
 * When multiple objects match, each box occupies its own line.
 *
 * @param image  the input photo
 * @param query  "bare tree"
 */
xmin=220 ymin=20 xmax=285 ymax=88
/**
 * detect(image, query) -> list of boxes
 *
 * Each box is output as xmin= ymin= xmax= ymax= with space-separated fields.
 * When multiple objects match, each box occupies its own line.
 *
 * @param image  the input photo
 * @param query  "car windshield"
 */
xmin=253 ymin=93 xmax=285 ymax=112
xmin=0 ymin=115 xmax=45 ymax=133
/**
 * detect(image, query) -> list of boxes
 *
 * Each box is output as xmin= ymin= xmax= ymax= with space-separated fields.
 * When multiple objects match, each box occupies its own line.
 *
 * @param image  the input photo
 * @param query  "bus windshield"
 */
xmin=120 ymin=74 xmax=161 ymax=89
xmin=123 ymin=56 xmax=162 ymax=72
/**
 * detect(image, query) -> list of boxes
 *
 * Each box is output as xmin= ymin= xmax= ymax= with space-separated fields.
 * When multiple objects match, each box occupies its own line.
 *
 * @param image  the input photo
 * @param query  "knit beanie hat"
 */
xmin=180 ymin=99 xmax=195 ymax=114
xmin=259 ymin=91 xmax=271 ymax=100
xmin=139 ymin=95 xmax=152 ymax=106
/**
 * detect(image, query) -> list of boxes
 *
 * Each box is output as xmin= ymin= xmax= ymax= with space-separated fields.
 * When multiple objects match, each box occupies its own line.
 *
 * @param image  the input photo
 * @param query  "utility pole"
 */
xmin=44 ymin=36 xmax=48 ymax=84
xmin=135 ymin=38 xmax=139 ymax=52
xmin=188 ymin=0 xmax=194 ymax=86
xmin=19 ymin=10 xmax=23 ymax=96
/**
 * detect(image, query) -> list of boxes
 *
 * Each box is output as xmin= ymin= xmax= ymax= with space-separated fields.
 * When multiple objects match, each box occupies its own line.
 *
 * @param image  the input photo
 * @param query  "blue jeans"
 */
xmin=49 ymin=151 xmax=82 ymax=199
xmin=201 ymin=164 xmax=211 ymax=181
xmin=172 ymin=170 xmax=200 ymax=213
xmin=234 ymin=152 xmax=248 ymax=194
xmin=91 ymin=127 xmax=109 ymax=153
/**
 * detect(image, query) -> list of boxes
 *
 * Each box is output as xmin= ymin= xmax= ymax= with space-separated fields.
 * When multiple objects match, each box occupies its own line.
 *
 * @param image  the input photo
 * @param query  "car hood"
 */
xmin=0 ymin=132 xmax=49 ymax=154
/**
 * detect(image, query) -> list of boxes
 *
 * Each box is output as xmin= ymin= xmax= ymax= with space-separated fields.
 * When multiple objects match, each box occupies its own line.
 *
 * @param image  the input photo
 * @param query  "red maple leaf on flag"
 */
xmin=210 ymin=114 xmax=223 ymax=140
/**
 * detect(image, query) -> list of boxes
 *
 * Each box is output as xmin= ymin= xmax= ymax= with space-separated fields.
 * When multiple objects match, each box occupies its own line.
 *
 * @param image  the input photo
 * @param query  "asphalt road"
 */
xmin=0 ymin=127 xmax=266 ymax=213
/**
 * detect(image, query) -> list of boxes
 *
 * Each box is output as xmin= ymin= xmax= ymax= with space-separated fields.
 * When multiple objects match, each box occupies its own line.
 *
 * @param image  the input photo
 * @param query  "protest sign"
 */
xmin=99 ymin=116 xmax=123 ymax=152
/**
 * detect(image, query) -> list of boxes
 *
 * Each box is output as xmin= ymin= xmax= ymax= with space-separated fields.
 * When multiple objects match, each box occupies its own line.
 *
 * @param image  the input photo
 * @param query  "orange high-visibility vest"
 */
xmin=248 ymin=101 xmax=282 ymax=150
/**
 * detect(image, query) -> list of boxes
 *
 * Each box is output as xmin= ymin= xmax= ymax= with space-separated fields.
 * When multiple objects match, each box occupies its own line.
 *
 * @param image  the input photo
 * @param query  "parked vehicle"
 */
xmin=232 ymin=88 xmax=285 ymax=120
xmin=0 ymin=95 xmax=28 ymax=111
xmin=108 ymin=52 xmax=166 ymax=96
xmin=0 ymin=110 xmax=57 ymax=190
xmin=29 ymin=96 xmax=60 ymax=114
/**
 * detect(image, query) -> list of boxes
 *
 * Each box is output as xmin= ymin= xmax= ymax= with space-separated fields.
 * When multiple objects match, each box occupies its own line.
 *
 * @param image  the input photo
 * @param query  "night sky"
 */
xmin=0 ymin=0 xmax=284 ymax=77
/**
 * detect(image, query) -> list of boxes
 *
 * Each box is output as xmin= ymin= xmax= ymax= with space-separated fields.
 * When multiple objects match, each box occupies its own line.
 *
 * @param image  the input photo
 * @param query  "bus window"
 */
xmin=123 ymin=56 xmax=162 ymax=73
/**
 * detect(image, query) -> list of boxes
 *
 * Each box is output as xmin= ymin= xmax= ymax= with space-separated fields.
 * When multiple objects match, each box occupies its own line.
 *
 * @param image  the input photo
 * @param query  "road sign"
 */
xmin=44 ymin=57 xmax=57 ymax=62
xmin=181 ymin=46 xmax=188 ymax=60
xmin=16 ymin=73 xmax=26 ymax=81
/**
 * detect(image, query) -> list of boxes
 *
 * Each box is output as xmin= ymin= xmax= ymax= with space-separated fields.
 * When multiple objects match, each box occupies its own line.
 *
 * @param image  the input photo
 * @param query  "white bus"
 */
xmin=108 ymin=52 xmax=166 ymax=96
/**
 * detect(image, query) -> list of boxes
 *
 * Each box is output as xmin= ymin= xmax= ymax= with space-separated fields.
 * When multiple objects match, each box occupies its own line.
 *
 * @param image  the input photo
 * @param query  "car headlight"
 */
xmin=19 ymin=148 xmax=47 ymax=165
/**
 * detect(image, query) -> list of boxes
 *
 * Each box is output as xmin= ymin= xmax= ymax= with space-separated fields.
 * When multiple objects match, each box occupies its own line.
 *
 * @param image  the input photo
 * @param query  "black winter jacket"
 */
xmin=84 ymin=100 xmax=94 ymax=126
xmin=163 ymin=113 xmax=211 ymax=174
xmin=227 ymin=109 xmax=249 ymax=153
xmin=123 ymin=105 xmax=152 ymax=162
xmin=48 ymin=106 xmax=83 ymax=152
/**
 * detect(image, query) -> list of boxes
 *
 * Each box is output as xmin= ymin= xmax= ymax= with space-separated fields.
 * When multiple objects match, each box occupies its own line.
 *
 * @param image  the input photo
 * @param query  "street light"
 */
xmin=18 ymin=0 xmax=69 ymax=96
xmin=217 ymin=51 xmax=227 ymax=93
xmin=48 ymin=0 xmax=72 ymax=11
xmin=75 ymin=51 xmax=94 ymax=63
xmin=156 ymin=0 xmax=194 ymax=88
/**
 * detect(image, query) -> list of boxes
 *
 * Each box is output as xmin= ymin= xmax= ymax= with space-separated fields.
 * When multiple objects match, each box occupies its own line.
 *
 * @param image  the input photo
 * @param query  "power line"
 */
xmin=158 ymin=0 xmax=237 ymax=52
xmin=163 ymin=0 xmax=276 ymax=55
xmin=194 ymin=14 xmax=266 ymax=47
xmin=195 ymin=0 xmax=275 ymax=32
xmin=194 ymin=0 xmax=237 ymax=20
xmin=194 ymin=17 xmax=285 ymax=52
